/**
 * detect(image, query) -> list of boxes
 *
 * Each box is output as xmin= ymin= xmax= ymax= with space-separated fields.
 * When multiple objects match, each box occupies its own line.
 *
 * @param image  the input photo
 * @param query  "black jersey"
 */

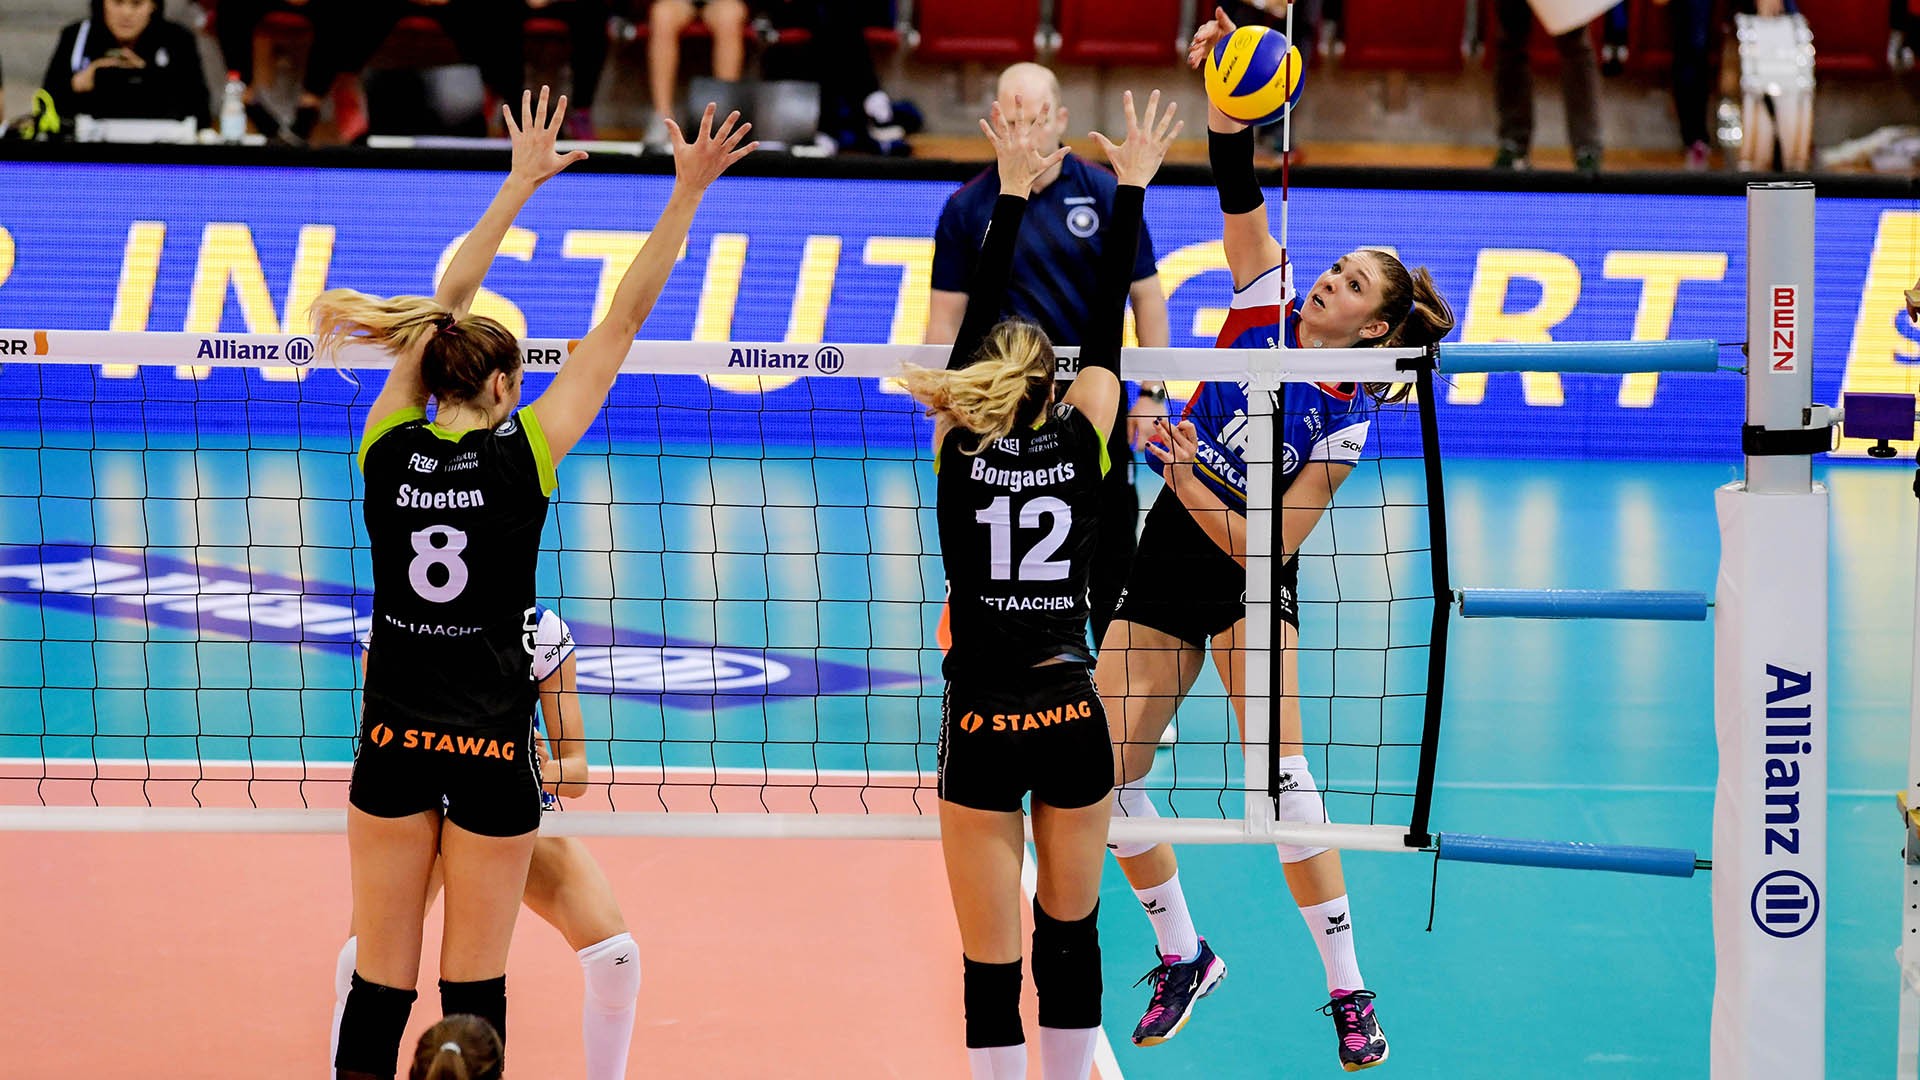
xmin=937 ymin=404 xmax=1110 ymax=679
xmin=358 ymin=405 xmax=558 ymax=729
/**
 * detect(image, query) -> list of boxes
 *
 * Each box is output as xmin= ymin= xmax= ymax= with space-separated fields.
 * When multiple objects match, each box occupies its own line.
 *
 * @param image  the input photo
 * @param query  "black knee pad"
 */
xmin=334 ymin=973 xmax=418 ymax=1075
xmin=440 ymin=976 xmax=508 ymax=1046
xmin=961 ymin=956 xmax=1025 ymax=1049
xmin=1031 ymin=898 xmax=1101 ymax=1030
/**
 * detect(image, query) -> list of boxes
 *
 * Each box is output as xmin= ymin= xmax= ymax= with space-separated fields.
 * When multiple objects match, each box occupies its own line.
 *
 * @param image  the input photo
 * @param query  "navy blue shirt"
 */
xmin=932 ymin=154 xmax=1159 ymax=347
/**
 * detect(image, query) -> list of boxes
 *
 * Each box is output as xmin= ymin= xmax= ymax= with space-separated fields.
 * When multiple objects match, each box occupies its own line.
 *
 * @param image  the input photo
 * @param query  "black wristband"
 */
xmin=1209 ymin=127 xmax=1264 ymax=215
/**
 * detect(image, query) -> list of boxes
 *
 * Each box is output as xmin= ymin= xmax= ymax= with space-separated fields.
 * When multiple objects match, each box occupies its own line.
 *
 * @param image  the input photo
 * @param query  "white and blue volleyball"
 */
xmin=1204 ymin=26 xmax=1306 ymax=128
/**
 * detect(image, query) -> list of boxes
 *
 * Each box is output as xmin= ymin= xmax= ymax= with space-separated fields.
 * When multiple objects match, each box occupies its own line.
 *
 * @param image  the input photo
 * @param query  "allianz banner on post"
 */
xmin=0 ymin=161 xmax=1915 ymax=461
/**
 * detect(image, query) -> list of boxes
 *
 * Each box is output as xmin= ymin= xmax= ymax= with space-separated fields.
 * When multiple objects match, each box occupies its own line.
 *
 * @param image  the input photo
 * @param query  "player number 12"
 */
xmin=976 ymin=495 xmax=1071 ymax=582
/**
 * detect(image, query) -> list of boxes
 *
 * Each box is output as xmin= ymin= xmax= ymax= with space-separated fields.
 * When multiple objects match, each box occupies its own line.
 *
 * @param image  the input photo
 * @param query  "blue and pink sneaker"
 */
xmin=1321 ymin=988 xmax=1390 ymax=1070
xmin=1129 ymin=939 xmax=1227 ymax=1046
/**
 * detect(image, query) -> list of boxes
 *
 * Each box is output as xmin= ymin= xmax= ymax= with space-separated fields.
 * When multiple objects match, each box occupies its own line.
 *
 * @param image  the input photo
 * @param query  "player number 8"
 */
xmin=408 ymin=525 xmax=470 ymax=603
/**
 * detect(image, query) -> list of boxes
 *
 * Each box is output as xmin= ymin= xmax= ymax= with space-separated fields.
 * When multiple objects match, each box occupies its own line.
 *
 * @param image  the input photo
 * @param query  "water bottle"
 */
xmin=219 ymin=72 xmax=246 ymax=143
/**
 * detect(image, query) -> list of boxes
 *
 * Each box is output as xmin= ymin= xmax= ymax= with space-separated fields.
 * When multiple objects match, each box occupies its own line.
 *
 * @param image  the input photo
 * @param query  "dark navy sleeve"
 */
xmin=930 ymin=192 xmax=977 ymax=294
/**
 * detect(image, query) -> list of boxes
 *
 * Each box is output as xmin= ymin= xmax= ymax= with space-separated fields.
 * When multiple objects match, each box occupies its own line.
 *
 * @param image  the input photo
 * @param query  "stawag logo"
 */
xmin=965 ymin=699 xmax=1096 ymax=733
xmin=379 ymin=727 xmax=521 ymax=760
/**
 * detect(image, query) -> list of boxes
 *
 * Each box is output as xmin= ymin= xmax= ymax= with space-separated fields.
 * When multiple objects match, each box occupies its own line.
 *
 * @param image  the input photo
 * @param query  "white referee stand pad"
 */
xmin=1711 ymin=182 xmax=1828 ymax=1080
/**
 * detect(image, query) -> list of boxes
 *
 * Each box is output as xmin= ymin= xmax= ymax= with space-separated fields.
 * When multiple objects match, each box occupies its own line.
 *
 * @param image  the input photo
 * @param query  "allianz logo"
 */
xmin=571 ymin=645 xmax=794 ymax=693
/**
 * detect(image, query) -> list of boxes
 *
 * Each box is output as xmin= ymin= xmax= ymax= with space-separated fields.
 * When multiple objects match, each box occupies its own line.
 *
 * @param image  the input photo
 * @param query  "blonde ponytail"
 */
xmin=309 ymin=290 xmax=452 ymax=365
xmin=899 ymin=320 xmax=1056 ymax=454
xmin=309 ymin=289 xmax=523 ymax=406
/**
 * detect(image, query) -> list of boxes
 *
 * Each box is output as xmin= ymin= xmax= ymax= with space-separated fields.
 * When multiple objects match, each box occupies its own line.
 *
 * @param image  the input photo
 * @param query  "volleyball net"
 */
xmin=0 ymin=331 xmax=1442 ymax=850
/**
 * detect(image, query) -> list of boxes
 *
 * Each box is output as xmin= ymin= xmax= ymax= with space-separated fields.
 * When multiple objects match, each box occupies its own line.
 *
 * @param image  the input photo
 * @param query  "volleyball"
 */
xmin=1204 ymin=25 xmax=1306 ymax=127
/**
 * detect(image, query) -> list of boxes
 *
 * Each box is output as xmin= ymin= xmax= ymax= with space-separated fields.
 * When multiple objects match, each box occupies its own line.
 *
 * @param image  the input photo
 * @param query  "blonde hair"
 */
xmin=899 ymin=320 xmax=1056 ymax=454
xmin=309 ymin=290 xmax=521 ymax=406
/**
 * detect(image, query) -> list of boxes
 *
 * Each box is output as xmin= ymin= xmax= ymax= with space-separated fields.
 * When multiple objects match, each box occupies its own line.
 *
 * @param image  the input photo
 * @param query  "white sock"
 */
xmin=578 ymin=932 xmax=642 ymax=1080
xmin=967 ymin=1043 xmax=1027 ymax=1080
xmin=1132 ymin=871 xmax=1199 ymax=962
xmin=1038 ymin=1026 xmax=1099 ymax=1080
xmin=329 ymin=936 xmax=356 ymax=1072
xmin=1298 ymin=895 xmax=1365 ymax=994
xmin=863 ymin=89 xmax=893 ymax=125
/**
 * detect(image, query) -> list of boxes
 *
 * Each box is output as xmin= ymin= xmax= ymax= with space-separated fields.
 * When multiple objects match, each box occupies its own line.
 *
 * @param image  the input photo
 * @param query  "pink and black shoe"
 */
xmin=1321 ymin=989 xmax=1390 ymax=1070
xmin=1129 ymin=938 xmax=1227 ymax=1046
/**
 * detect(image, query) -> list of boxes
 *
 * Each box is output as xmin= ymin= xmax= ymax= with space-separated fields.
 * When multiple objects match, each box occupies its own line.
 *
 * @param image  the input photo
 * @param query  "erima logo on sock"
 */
xmin=1276 ymin=772 xmax=1299 ymax=793
xmin=1141 ymin=899 xmax=1167 ymax=915
xmin=1324 ymin=913 xmax=1350 ymax=936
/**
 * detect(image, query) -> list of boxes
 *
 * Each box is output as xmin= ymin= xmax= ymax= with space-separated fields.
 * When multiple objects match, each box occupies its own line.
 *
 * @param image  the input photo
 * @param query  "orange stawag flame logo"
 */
xmin=369 ymin=723 xmax=394 ymax=748
xmin=960 ymin=711 xmax=985 ymax=734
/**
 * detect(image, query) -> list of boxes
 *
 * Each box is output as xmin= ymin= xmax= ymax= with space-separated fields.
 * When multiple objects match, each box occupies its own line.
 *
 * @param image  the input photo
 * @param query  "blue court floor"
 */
xmin=0 ymin=442 xmax=1911 ymax=1077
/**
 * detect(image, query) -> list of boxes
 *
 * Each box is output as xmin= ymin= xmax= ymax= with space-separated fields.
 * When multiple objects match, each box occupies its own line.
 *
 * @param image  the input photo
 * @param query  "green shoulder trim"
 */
xmin=519 ymin=406 xmax=559 ymax=497
xmin=357 ymin=407 xmax=426 ymax=473
xmin=1097 ymin=422 xmax=1111 ymax=478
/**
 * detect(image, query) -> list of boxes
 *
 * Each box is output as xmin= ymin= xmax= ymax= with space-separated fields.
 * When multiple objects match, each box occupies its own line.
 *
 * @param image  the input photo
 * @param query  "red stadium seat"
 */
xmin=914 ymin=0 xmax=1041 ymax=63
xmin=1052 ymin=0 xmax=1181 ymax=67
xmin=1340 ymin=0 xmax=1467 ymax=70
xmin=1797 ymin=2 xmax=1891 ymax=74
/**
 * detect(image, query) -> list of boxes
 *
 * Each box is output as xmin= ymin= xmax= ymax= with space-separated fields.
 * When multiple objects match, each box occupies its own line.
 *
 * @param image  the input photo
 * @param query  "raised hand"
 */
xmin=503 ymin=86 xmax=589 ymax=186
xmin=982 ymin=95 xmax=1070 ymax=198
xmin=666 ymin=104 xmax=759 ymax=193
xmin=1147 ymin=418 xmax=1204 ymax=495
xmin=1187 ymin=7 xmax=1238 ymax=69
xmin=1090 ymin=90 xmax=1183 ymax=189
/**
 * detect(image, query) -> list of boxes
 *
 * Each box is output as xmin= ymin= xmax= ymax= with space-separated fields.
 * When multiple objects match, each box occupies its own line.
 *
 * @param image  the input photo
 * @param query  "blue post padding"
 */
xmin=1457 ymin=588 xmax=1710 ymax=621
xmin=1436 ymin=833 xmax=1698 ymax=878
xmin=1438 ymin=340 xmax=1719 ymax=374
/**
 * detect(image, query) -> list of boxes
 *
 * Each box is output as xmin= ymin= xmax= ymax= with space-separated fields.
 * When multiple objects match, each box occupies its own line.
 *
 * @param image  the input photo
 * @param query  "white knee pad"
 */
xmin=1272 ymin=758 xmax=1330 ymax=864
xmin=1108 ymin=783 xmax=1161 ymax=859
xmin=579 ymin=932 xmax=642 ymax=1009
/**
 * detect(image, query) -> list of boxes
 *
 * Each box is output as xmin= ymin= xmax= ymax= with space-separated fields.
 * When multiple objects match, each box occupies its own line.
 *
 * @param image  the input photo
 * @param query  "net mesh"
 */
xmin=0 ymin=338 xmax=1439 ymax=842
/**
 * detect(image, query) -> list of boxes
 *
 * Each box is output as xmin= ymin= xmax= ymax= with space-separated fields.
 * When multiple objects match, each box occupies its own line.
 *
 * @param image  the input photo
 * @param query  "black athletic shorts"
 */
xmin=1111 ymin=485 xmax=1299 ymax=648
xmin=937 ymin=663 xmax=1113 ymax=814
xmin=349 ymin=709 xmax=543 ymax=838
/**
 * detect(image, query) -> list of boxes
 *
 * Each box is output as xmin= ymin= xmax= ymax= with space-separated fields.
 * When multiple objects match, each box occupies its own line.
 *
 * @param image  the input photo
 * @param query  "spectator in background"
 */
xmin=207 ymin=0 xmax=363 ymax=142
xmin=1491 ymin=0 xmax=1602 ymax=173
xmin=645 ymin=0 xmax=748 ymax=147
xmin=325 ymin=0 xmax=528 ymax=122
xmin=42 ymin=0 xmax=211 ymax=127
xmin=760 ymin=0 xmax=907 ymax=154
xmin=926 ymin=62 xmax=1171 ymax=651
xmin=1657 ymin=0 xmax=1718 ymax=170
xmin=525 ymin=0 xmax=610 ymax=139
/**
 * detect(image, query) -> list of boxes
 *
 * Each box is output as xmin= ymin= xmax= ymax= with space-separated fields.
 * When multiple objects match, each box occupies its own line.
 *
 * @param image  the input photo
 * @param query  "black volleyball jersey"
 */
xmin=937 ymin=403 xmax=1110 ymax=679
xmin=358 ymin=405 xmax=558 ymax=729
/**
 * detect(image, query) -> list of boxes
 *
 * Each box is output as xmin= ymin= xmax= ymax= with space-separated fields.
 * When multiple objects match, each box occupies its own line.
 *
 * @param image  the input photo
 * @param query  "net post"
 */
xmin=1244 ymin=382 xmax=1278 ymax=836
xmin=1710 ymin=180 xmax=1827 ymax=1080
xmin=1406 ymin=355 xmax=1450 ymax=850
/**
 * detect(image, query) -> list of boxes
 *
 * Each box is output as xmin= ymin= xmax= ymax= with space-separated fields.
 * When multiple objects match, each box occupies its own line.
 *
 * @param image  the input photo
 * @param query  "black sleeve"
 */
xmin=947 ymin=193 xmax=1027 ymax=371
xmin=1074 ymin=184 xmax=1144 ymax=379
